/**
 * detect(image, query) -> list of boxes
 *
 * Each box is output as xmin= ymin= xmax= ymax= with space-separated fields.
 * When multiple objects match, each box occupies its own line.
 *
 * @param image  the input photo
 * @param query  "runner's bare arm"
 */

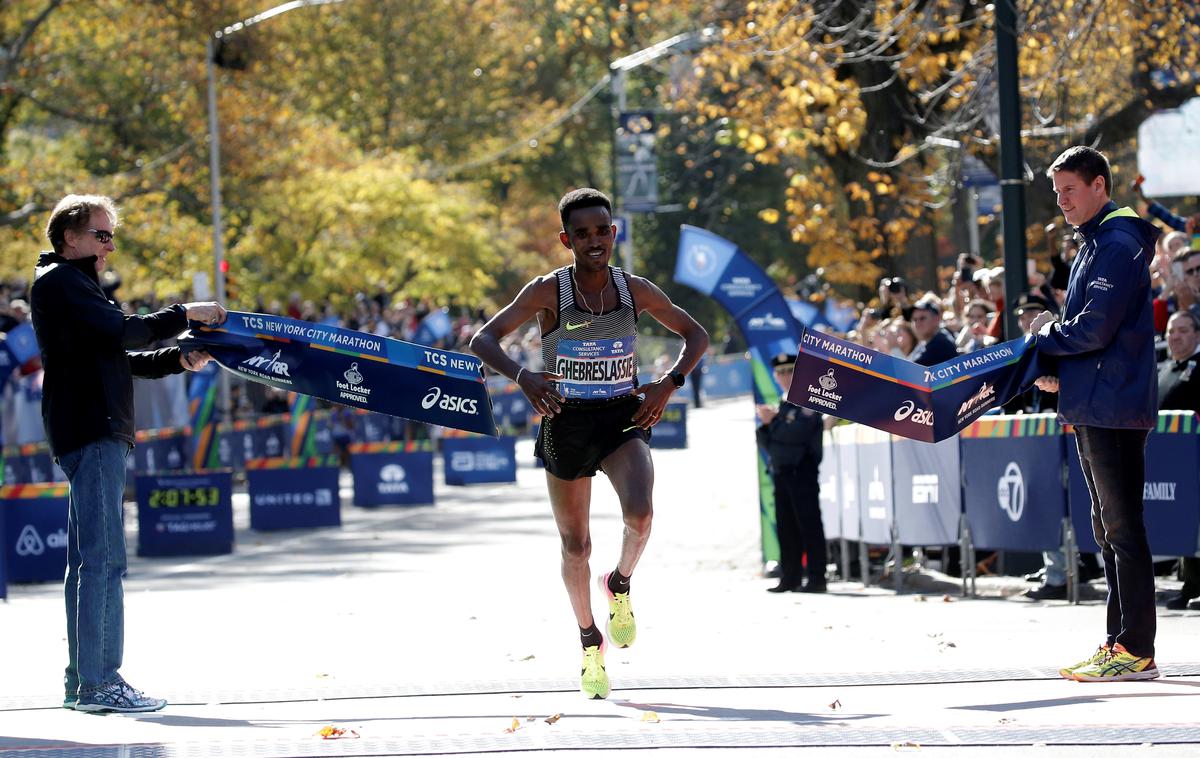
xmin=627 ymin=276 xmax=709 ymax=426
xmin=468 ymin=276 xmax=566 ymax=417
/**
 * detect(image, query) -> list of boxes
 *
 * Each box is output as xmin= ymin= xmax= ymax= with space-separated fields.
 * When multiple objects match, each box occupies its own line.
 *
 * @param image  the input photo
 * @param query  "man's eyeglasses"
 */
xmin=1185 ymin=266 xmax=1200 ymax=276
xmin=88 ymin=228 xmax=113 ymax=244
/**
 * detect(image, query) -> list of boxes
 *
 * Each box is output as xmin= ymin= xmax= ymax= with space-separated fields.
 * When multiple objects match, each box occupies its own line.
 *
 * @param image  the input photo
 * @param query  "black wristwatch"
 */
xmin=668 ymin=371 xmax=686 ymax=388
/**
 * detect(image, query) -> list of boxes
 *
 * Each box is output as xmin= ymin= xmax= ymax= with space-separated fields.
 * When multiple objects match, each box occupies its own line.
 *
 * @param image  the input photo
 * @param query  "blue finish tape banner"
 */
xmin=788 ymin=328 xmax=1043 ymax=442
xmin=182 ymin=312 xmax=496 ymax=437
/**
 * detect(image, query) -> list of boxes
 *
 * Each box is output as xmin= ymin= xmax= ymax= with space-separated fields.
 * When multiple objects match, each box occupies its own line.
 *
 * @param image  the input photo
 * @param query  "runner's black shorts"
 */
xmin=535 ymin=394 xmax=651 ymax=480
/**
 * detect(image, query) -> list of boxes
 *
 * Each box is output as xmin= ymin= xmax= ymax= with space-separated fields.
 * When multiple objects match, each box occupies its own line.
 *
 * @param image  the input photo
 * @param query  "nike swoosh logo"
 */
xmin=564 ymin=321 xmax=589 ymax=331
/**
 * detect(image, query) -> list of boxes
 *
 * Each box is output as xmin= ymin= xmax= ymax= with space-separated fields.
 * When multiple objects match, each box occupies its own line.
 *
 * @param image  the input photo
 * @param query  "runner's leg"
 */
xmin=546 ymin=472 xmax=595 ymax=629
xmin=600 ymin=438 xmax=654 ymax=577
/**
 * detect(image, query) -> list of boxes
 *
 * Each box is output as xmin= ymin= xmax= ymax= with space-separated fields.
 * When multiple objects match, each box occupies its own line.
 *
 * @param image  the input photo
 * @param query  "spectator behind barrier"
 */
xmin=1157 ymin=310 xmax=1200 ymax=610
xmin=907 ymin=295 xmax=959 ymax=366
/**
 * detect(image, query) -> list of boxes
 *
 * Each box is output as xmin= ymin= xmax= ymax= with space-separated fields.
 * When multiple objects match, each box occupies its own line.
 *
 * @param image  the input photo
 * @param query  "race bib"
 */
xmin=554 ymin=337 xmax=637 ymax=399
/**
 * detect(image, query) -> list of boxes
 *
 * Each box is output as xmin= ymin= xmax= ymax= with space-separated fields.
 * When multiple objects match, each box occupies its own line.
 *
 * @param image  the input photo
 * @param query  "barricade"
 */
xmin=817 ymin=430 xmax=840 ymax=540
xmin=701 ymin=355 xmax=753 ymax=399
xmin=832 ymin=425 xmax=861 ymax=541
xmin=855 ymin=425 xmax=894 ymax=545
xmin=246 ymin=455 xmax=342 ymax=530
xmin=961 ymin=414 xmax=1065 ymax=552
xmin=1 ymin=483 xmax=69 ymax=583
xmin=349 ymin=441 xmax=435 ymax=506
xmin=486 ymin=378 xmax=532 ymax=432
xmin=1066 ymin=412 xmax=1200 ymax=557
xmin=442 ymin=436 xmax=518 ymax=486
xmin=130 ymin=427 xmax=189 ymax=476
xmin=649 ymin=402 xmax=688 ymax=449
xmin=134 ymin=471 xmax=234 ymax=557
xmin=213 ymin=415 xmax=291 ymax=470
xmin=891 ymin=434 xmax=961 ymax=547
xmin=2 ymin=442 xmax=66 ymax=485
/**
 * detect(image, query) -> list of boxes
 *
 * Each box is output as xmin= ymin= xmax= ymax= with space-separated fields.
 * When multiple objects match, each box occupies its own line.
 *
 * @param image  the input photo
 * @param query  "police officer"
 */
xmin=756 ymin=353 xmax=826 ymax=593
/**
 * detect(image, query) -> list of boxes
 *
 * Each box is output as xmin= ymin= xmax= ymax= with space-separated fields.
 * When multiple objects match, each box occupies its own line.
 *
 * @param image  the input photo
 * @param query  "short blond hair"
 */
xmin=45 ymin=194 xmax=120 ymax=253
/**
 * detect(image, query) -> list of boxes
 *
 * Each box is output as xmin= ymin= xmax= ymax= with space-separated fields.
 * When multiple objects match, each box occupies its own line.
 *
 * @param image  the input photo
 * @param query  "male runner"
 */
xmin=470 ymin=188 xmax=708 ymax=699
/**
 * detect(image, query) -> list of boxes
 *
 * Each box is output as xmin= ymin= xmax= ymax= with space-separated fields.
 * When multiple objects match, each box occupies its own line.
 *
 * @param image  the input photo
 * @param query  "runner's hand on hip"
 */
xmin=632 ymin=380 xmax=674 ymax=429
xmin=518 ymin=370 xmax=564 ymax=418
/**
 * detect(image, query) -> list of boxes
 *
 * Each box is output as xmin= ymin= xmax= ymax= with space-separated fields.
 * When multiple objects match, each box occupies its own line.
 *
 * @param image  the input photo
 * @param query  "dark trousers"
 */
xmin=773 ymin=460 xmax=826 ymax=587
xmin=1075 ymin=426 xmax=1156 ymax=658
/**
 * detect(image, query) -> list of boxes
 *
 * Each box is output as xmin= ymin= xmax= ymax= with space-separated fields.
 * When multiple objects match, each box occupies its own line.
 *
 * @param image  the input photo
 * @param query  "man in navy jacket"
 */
xmin=1030 ymin=147 xmax=1160 ymax=682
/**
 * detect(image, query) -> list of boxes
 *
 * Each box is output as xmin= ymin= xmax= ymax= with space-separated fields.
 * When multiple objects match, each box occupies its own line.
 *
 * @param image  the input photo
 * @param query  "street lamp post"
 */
xmin=204 ymin=0 xmax=349 ymax=415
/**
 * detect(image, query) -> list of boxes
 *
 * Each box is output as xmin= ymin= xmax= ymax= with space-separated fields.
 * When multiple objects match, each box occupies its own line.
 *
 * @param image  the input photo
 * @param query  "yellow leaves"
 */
xmin=745 ymin=133 xmax=768 ymax=153
xmin=758 ymin=208 xmax=781 ymax=224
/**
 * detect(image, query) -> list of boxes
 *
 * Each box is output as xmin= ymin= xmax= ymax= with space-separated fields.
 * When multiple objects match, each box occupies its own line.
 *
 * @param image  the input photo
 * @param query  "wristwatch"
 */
xmin=668 ymin=371 xmax=686 ymax=388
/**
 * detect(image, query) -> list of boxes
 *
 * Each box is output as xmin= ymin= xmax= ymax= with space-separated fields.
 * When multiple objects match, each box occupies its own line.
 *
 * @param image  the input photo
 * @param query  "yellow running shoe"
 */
xmin=599 ymin=571 xmax=637 ymax=648
xmin=1071 ymin=643 xmax=1159 ymax=682
xmin=581 ymin=640 xmax=610 ymax=699
xmin=1059 ymin=644 xmax=1109 ymax=679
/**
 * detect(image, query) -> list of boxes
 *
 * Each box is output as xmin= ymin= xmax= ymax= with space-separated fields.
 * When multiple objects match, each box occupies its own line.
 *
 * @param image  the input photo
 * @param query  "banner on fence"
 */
xmin=247 ymin=456 xmax=341 ymax=531
xmin=1 ymin=483 xmax=69 ymax=582
xmin=349 ymin=442 xmax=435 ymax=506
xmin=135 ymin=472 xmax=234 ymax=556
xmin=443 ymin=437 xmax=517 ymax=485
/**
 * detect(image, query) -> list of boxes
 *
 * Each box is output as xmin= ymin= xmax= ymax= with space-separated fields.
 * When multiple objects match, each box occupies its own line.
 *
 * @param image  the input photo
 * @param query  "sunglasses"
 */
xmin=1185 ymin=266 xmax=1200 ymax=276
xmin=88 ymin=228 xmax=114 ymax=244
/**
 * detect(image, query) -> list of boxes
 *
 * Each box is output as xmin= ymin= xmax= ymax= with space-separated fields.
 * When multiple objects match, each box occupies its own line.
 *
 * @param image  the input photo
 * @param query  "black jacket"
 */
xmin=31 ymin=252 xmax=189 ymax=457
xmin=910 ymin=328 xmax=959 ymax=367
xmin=756 ymin=402 xmax=823 ymax=470
xmin=1158 ymin=353 xmax=1200 ymax=413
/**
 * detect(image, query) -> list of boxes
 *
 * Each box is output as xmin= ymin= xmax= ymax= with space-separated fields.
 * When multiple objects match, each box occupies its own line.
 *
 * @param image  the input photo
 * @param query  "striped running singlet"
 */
xmin=541 ymin=266 xmax=639 ymax=400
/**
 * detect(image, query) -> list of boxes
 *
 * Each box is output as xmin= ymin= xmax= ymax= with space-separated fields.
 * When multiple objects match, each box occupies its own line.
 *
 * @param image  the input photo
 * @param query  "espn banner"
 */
xmin=788 ymin=328 xmax=1044 ymax=442
xmin=182 ymin=311 xmax=497 ymax=437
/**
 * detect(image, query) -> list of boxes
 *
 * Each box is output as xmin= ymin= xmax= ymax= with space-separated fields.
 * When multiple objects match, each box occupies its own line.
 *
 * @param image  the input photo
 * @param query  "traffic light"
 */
xmin=219 ymin=259 xmax=236 ymax=306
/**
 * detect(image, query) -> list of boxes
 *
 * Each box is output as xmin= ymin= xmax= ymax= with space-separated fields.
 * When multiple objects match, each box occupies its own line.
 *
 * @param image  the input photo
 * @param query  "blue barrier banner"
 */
xmin=818 ymin=430 xmax=841 ymax=540
xmin=443 ymin=437 xmax=518 ymax=485
xmin=353 ymin=411 xmax=400 ymax=443
xmin=961 ymin=415 xmax=1065 ymax=552
xmin=891 ymin=435 xmax=961 ymax=546
xmin=183 ymin=311 xmax=496 ymax=436
xmin=855 ymin=426 xmax=894 ymax=544
xmin=130 ymin=430 xmax=189 ymax=475
xmin=649 ymin=402 xmax=688 ymax=449
xmin=1067 ymin=413 xmax=1200 ymax=556
xmin=212 ymin=417 xmax=290 ymax=470
xmin=0 ymin=502 xmax=5 ymax=598
xmin=789 ymin=329 xmax=1044 ymax=442
xmin=349 ymin=445 xmax=435 ymax=506
xmin=247 ymin=459 xmax=341 ymax=531
xmin=832 ymin=425 xmax=861 ymax=540
xmin=2 ymin=444 xmax=66 ymax=485
xmin=1 ymin=483 xmax=68 ymax=582
xmin=188 ymin=361 xmax=220 ymax=469
xmin=135 ymin=472 xmax=234 ymax=557
xmin=486 ymin=378 xmax=532 ymax=432
xmin=701 ymin=356 xmax=752 ymax=398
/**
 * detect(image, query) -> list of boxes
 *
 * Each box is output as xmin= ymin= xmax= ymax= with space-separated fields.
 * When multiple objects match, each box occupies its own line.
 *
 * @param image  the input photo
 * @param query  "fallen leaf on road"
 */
xmin=891 ymin=741 xmax=921 ymax=751
xmin=545 ymin=713 xmax=562 ymax=725
xmin=829 ymin=699 xmax=842 ymax=710
xmin=942 ymin=595 xmax=955 ymax=603
xmin=503 ymin=717 xmax=521 ymax=733
xmin=315 ymin=726 xmax=359 ymax=740
xmin=520 ymin=654 xmax=536 ymax=661
xmin=641 ymin=712 xmax=661 ymax=723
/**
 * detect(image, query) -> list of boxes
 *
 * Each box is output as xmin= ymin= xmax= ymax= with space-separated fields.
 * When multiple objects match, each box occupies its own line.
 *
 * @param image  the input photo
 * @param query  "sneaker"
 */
xmin=1059 ymin=644 xmax=1109 ymax=679
xmin=1023 ymin=583 xmax=1067 ymax=601
xmin=598 ymin=572 xmax=637 ymax=648
xmin=75 ymin=680 xmax=167 ymax=713
xmin=63 ymin=694 xmax=77 ymax=709
xmin=580 ymin=640 xmax=610 ymax=699
xmin=1070 ymin=643 xmax=1159 ymax=682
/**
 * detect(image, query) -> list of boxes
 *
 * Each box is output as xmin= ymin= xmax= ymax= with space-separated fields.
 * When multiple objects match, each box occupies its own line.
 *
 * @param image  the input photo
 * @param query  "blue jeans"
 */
xmin=1075 ymin=426 xmax=1156 ymax=658
xmin=58 ymin=437 xmax=131 ymax=696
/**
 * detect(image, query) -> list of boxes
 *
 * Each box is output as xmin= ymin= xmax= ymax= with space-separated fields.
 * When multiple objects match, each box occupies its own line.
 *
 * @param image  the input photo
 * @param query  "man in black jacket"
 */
xmin=31 ymin=194 xmax=225 ymax=713
xmin=757 ymin=353 xmax=826 ymax=593
xmin=907 ymin=295 xmax=959 ymax=366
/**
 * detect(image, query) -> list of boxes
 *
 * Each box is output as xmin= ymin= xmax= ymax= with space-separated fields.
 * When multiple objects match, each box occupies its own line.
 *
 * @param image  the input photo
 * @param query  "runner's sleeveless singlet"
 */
xmin=541 ymin=266 xmax=638 ymax=400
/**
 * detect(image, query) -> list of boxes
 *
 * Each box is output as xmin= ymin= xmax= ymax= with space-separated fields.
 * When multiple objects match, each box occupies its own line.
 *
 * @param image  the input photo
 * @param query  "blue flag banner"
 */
xmin=788 ymin=328 xmax=1043 ymax=442
xmin=182 ymin=311 xmax=496 ymax=437
xmin=675 ymin=225 xmax=804 ymax=563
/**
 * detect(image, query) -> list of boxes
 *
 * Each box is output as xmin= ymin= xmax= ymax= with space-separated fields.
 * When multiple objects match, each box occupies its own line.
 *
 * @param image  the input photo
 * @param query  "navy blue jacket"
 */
xmin=31 ymin=252 xmax=188 ymax=457
xmin=1035 ymin=202 xmax=1159 ymax=429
